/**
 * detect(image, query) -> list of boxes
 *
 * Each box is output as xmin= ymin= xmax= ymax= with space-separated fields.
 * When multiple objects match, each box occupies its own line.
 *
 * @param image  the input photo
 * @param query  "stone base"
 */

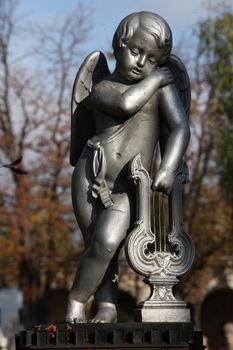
xmin=135 ymin=301 xmax=191 ymax=322
xmin=16 ymin=322 xmax=204 ymax=349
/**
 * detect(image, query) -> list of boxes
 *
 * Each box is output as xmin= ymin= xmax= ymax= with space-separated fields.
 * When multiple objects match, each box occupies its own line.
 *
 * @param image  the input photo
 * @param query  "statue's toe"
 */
xmin=89 ymin=307 xmax=117 ymax=323
xmin=66 ymin=298 xmax=86 ymax=323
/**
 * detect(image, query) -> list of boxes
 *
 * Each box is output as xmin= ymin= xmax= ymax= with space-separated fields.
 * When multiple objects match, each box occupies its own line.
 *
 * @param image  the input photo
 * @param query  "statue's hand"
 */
xmin=152 ymin=168 xmax=175 ymax=195
xmin=153 ymin=67 xmax=174 ymax=88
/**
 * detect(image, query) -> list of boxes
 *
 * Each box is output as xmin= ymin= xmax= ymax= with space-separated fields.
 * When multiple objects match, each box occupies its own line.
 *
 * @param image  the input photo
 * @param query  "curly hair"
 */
xmin=112 ymin=11 xmax=172 ymax=58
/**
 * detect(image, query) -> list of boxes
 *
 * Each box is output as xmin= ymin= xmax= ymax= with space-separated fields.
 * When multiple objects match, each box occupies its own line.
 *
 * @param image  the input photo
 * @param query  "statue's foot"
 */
xmin=90 ymin=302 xmax=117 ymax=323
xmin=66 ymin=297 xmax=87 ymax=323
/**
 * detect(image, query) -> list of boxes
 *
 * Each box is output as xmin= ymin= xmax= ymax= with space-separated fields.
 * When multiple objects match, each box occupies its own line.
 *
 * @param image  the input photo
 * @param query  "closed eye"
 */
xmin=130 ymin=48 xmax=140 ymax=56
xmin=148 ymin=58 xmax=156 ymax=65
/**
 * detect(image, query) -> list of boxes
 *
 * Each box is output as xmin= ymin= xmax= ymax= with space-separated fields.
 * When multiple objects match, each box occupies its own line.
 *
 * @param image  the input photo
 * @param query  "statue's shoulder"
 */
xmin=92 ymin=76 xmax=128 ymax=96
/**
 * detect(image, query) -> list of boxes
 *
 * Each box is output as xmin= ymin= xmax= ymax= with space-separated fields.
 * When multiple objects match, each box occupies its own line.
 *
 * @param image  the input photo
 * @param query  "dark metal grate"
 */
xmin=15 ymin=322 xmax=205 ymax=349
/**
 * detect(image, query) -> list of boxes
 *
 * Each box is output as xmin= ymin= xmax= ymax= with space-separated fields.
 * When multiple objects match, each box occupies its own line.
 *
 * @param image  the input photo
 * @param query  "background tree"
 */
xmin=0 ymin=0 xmax=91 ymax=325
xmin=181 ymin=1 xmax=233 ymax=304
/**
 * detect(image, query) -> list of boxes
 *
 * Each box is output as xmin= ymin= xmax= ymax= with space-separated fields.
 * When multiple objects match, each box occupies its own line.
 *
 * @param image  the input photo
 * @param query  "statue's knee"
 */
xmin=104 ymin=238 xmax=118 ymax=255
xmin=93 ymin=235 xmax=118 ymax=259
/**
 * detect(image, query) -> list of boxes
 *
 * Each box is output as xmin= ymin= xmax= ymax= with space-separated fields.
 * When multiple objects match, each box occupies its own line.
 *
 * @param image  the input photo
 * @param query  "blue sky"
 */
xmin=18 ymin=0 xmax=229 ymax=57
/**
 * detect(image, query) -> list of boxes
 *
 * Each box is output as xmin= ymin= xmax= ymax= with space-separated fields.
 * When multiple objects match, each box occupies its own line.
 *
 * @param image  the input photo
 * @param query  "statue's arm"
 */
xmin=152 ymin=84 xmax=190 ymax=193
xmin=91 ymin=69 xmax=173 ymax=117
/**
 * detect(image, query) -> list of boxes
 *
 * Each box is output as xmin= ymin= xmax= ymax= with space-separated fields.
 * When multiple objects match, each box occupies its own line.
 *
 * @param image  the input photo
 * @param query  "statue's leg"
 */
xmin=93 ymin=189 xmax=135 ymax=322
xmin=95 ymin=254 xmax=119 ymax=305
xmin=67 ymin=149 xmax=119 ymax=323
xmin=69 ymin=192 xmax=131 ymax=322
xmin=67 ymin=152 xmax=98 ymax=323
xmin=71 ymin=151 xmax=98 ymax=247
xmin=91 ymin=247 xmax=119 ymax=323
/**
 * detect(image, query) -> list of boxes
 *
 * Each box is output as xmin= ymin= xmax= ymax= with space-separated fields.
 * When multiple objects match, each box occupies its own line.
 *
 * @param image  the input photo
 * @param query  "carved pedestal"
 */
xmin=135 ymin=277 xmax=190 ymax=322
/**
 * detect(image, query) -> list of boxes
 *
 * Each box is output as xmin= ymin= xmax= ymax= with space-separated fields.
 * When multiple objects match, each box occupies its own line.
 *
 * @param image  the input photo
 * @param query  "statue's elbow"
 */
xmin=181 ymin=125 xmax=191 ymax=145
xmin=173 ymin=124 xmax=190 ymax=147
xmin=119 ymin=97 xmax=138 ymax=116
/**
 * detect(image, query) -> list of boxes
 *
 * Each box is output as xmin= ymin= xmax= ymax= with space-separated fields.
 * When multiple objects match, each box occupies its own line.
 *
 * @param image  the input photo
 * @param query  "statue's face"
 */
xmin=116 ymin=28 xmax=165 ymax=82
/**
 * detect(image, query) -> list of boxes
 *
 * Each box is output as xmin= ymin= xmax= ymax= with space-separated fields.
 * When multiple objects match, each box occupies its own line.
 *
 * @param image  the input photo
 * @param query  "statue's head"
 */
xmin=112 ymin=11 xmax=172 ymax=82
xmin=112 ymin=11 xmax=172 ymax=61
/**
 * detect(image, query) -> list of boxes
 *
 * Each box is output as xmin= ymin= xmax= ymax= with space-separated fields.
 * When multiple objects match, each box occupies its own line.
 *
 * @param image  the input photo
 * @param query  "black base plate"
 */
xmin=16 ymin=322 xmax=204 ymax=349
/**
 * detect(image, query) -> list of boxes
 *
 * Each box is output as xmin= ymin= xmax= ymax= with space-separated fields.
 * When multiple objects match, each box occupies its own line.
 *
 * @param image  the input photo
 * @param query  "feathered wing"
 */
xmin=159 ymin=54 xmax=191 ymax=181
xmin=70 ymin=51 xmax=110 ymax=166
xmin=166 ymin=54 xmax=191 ymax=117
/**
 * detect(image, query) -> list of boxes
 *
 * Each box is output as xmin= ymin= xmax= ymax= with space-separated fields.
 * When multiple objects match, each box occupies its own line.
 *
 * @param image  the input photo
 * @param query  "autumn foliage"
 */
xmin=181 ymin=3 xmax=233 ymax=303
xmin=0 ymin=0 xmax=89 ymax=324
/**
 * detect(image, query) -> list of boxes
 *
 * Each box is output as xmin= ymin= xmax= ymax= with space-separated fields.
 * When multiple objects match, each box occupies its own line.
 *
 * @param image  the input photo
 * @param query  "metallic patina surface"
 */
xmin=67 ymin=11 xmax=193 ymax=323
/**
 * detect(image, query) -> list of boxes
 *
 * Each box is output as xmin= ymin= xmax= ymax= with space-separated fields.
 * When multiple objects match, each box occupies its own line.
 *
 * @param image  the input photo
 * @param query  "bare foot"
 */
xmin=66 ymin=298 xmax=87 ymax=323
xmin=90 ymin=302 xmax=117 ymax=323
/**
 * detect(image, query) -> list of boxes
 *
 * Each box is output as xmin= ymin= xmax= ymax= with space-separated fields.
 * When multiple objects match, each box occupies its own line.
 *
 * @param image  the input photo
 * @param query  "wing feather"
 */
xmin=70 ymin=51 xmax=110 ymax=166
xmin=166 ymin=54 xmax=191 ymax=117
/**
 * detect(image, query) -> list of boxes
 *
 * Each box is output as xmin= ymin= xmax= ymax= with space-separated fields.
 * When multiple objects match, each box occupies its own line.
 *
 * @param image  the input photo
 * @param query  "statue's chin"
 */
xmin=115 ymin=68 xmax=144 ymax=84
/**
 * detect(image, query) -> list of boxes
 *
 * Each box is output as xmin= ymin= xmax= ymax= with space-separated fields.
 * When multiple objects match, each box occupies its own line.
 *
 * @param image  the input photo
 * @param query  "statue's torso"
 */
xmin=89 ymin=83 xmax=160 ymax=191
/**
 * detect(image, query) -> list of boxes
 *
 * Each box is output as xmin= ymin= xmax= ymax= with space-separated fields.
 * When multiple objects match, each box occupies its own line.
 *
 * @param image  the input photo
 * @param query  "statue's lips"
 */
xmin=132 ymin=68 xmax=142 ymax=75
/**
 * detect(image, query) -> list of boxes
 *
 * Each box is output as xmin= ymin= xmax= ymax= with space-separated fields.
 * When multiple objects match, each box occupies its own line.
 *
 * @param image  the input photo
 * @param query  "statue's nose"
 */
xmin=137 ymin=55 xmax=146 ymax=68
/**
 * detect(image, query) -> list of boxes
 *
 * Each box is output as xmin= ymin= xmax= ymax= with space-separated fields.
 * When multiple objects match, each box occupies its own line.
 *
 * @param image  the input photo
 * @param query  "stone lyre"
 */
xmin=125 ymin=154 xmax=195 ymax=322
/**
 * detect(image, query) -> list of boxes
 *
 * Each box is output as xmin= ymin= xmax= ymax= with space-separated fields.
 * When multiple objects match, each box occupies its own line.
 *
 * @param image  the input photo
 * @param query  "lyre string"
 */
xmin=158 ymin=192 xmax=167 ymax=251
xmin=158 ymin=192 xmax=162 ymax=251
xmin=152 ymin=190 xmax=157 ymax=251
xmin=162 ymin=192 xmax=166 ymax=251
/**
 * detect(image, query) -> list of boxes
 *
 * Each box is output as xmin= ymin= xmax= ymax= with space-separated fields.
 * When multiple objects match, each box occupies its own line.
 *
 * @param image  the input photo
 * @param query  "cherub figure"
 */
xmin=67 ymin=11 xmax=190 ymax=323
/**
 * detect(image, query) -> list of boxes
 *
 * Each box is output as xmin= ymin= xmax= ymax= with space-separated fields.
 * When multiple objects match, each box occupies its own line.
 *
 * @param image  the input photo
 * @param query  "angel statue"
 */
xmin=66 ymin=11 xmax=191 ymax=323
